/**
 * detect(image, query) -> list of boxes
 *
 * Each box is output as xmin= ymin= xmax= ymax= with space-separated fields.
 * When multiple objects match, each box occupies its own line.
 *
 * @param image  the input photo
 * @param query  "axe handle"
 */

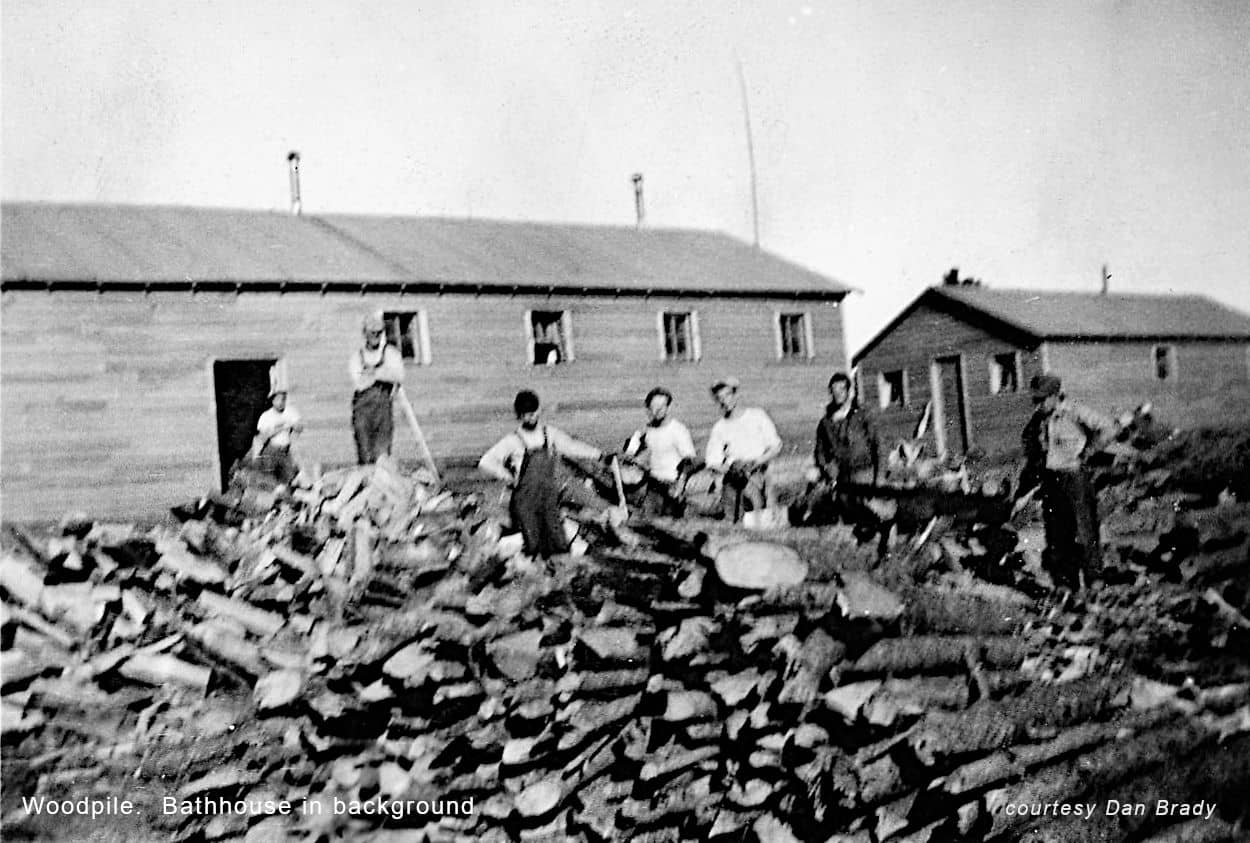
xmin=395 ymin=386 xmax=440 ymax=483
xmin=1010 ymin=485 xmax=1039 ymax=519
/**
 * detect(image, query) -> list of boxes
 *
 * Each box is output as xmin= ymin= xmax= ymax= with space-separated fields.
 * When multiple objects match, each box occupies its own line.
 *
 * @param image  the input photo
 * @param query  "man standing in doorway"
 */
xmin=1018 ymin=374 xmax=1114 ymax=592
xmin=623 ymin=387 xmax=700 ymax=517
xmin=250 ymin=386 xmax=304 ymax=488
xmin=349 ymin=312 xmax=404 ymax=464
xmin=705 ymin=377 xmax=782 ymax=522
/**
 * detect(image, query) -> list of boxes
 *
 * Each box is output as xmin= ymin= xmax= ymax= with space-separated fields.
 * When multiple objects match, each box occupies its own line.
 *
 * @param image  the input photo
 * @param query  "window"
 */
xmin=1153 ymin=345 xmax=1175 ymax=381
xmin=658 ymin=311 xmax=701 ymax=361
xmin=776 ymin=312 xmax=812 ymax=360
xmin=382 ymin=311 xmax=431 ymax=365
xmin=989 ymin=352 xmax=1020 ymax=394
xmin=877 ymin=370 xmax=907 ymax=409
xmin=528 ymin=310 xmax=572 ymax=365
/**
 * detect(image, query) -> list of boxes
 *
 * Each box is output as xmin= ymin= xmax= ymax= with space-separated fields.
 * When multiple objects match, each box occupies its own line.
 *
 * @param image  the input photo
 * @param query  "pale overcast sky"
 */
xmin=4 ymin=0 xmax=1248 ymax=352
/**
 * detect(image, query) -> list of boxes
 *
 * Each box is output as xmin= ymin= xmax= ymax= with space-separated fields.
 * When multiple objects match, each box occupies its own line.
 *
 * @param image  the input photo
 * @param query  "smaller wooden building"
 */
xmin=852 ymin=285 xmax=1250 ymax=460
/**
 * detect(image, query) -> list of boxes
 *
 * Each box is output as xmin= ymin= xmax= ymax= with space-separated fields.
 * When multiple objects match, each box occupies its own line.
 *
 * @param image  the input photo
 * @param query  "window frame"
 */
xmin=525 ymin=309 xmax=574 ymax=366
xmin=989 ymin=351 xmax=1020 ymax=395
xmin=773 ymin=311 xmax=814 ymax=361
xmin=656 ymin=309 xmax=702 ymax=362
xmin=1152 ymin=344 xmax=1176 ymax=381
xmin=877 ymin=369 xmax=908 ymax=410
xmin=382 ymin=310 xmax=432 ymax=366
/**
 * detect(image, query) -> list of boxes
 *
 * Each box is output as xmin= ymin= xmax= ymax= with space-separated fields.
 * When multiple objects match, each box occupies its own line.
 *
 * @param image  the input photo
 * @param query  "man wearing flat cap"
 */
xmin=1018 ymin=373 xmax=1114 ymax=591
xmin=349 ymin=312 xmax=405 ymax=464
xmin=705 ymin=377 xmax=782 ymax=522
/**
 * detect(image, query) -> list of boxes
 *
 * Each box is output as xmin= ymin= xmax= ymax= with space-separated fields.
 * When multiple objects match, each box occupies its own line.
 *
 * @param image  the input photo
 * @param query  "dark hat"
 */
xmin=710 ymin=376 xmax=740 ymax=394
xmin=513 ymin=390 xmax=541 ymax=416
xmin=1030 ymin=374 xmax=1062 ymax=400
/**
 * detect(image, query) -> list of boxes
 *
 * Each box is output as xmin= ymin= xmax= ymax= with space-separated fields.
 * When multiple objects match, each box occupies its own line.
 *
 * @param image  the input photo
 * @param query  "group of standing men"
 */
xmin=264 ymin=311 xmax=1116 ymax=590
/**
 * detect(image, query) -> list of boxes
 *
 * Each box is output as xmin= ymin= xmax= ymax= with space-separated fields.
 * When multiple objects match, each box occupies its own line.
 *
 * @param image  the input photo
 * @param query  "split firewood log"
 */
xmin=639 ymin=744 xmax=718 ymax=783
xmin=851 ymin=635 xmax=1026 ymax=675
xmin=118 ymin=653 xmax=211 ymax=692
xmin=710 ymin=669 xmax=768 ymax=707
xmin=658 ymin=617 xmax=716 ymax=662
xmin=253 ymin=668 xmax=304 ymax=711
xmin=577 ymin=627 xmax=646 ymax=664
xmin=752 ymin=812 xmax=802 ymax=843
xmin=197 ymin=592 xmax=283 ymax=637
xmin=515 ymin=777 xmax=563 ymax=819
xmin=186 ymin=621 xmax=265 ymax=676
xmin=836 ymin=572 xmax=905 ymax=622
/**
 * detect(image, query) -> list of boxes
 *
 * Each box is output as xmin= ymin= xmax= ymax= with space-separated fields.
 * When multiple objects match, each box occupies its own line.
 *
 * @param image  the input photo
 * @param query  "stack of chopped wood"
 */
xmin=3 ymin=453 xmax=1250 ymax=842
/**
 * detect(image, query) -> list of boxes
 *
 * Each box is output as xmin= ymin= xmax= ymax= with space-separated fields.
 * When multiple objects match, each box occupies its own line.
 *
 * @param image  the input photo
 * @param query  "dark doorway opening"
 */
xmin=213 ymin=359 xmax=276 ymax=490
xmin=933 ymin=355 xmax=970 ymax=458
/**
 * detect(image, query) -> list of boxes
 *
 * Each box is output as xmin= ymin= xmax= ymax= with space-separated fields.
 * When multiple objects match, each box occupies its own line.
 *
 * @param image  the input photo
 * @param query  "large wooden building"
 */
xmin=1 ymin=202 xmax=851 ymax=520
xmin=852 ymin=285 xmax=1250 ymax=461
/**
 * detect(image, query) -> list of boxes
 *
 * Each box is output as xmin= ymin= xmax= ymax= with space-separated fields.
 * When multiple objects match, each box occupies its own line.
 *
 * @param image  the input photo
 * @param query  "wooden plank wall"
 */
xmin=1 ymin=290 xmax=847 ymax=520
xmin=1045 ymin=340 xmax=1250 ymax=429
xmin=855 ymin=303 xmax=1042 ymax=459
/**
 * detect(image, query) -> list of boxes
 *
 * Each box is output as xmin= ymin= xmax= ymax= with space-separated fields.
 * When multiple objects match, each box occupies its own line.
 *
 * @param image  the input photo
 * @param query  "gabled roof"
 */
xmin=0 ymin=202 xmax=851 ymax=298
xmin=854 ymin=285 xmax=1250 ymax=363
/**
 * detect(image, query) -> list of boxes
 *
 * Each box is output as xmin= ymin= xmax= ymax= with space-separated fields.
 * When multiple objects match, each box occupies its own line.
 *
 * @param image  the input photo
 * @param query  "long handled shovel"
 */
xmin=394 ymin=386 xmax=440 ymax=484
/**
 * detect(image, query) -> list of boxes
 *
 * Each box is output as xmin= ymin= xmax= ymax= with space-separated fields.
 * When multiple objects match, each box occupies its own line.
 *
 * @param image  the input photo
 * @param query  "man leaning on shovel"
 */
xmin=349 ymin=311 xmax=405 ymax=465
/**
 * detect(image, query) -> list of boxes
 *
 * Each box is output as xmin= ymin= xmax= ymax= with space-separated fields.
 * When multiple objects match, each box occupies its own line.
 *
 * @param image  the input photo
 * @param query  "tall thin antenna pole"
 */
xmin=735 ymin=56 xmax=760 ymax=249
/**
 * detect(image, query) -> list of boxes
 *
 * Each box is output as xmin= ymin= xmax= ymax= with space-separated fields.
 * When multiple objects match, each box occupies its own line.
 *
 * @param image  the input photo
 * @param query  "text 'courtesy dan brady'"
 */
xmin=19 ymin=795 xmax=477 ymax=822
xmin=1002 ymin=799 xmax=1217 ymax=821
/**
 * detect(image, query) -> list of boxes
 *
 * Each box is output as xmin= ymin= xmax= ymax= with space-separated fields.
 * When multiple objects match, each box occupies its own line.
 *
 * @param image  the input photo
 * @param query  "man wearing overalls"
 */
xmin=349 ymin=312 xmax=405 ymax=464
xmin=478 ymin=390 xmax=618 ymax=558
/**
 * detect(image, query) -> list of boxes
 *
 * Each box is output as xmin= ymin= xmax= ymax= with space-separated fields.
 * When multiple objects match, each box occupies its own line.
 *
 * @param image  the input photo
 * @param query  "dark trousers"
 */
xmin=634 ymin=477 xmax=687 ymax=518
xmin=1040 ymin=468 xmax=1101 ymax=589
xmin=721 ymin=466 xmax=767 ymax=523
xmin=352 ymin=384 xmax=394 ymax=464
xmin=257 ymin=443 xmax=299 ymax=486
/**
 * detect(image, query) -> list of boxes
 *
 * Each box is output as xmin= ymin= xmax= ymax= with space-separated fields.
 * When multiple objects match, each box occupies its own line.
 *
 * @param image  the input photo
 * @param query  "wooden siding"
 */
xmin=1044 ymin=340 xmax=1250 ymax=429
xmin=1 ymin=291 xmax=846 ymax=519
xmin=854 ymin=303 xmax=1043 ymax=458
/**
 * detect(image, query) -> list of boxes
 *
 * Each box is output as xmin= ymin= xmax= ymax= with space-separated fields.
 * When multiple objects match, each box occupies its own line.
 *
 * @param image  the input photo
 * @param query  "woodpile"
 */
xmin=3 ymin=438 xmax=1250 ymax=841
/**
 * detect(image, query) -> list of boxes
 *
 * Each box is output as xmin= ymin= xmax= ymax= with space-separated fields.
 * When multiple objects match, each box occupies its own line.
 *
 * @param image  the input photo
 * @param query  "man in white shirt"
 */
xmin=705 ymin=377 xmax=782 ymax=522
xmin=623 ymin=387 xmax=699 ymax=516
xmin=249 ymin=388 xmax=304 ymax=487
xmin=349 ymin=312 xmax=405 ymax=464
